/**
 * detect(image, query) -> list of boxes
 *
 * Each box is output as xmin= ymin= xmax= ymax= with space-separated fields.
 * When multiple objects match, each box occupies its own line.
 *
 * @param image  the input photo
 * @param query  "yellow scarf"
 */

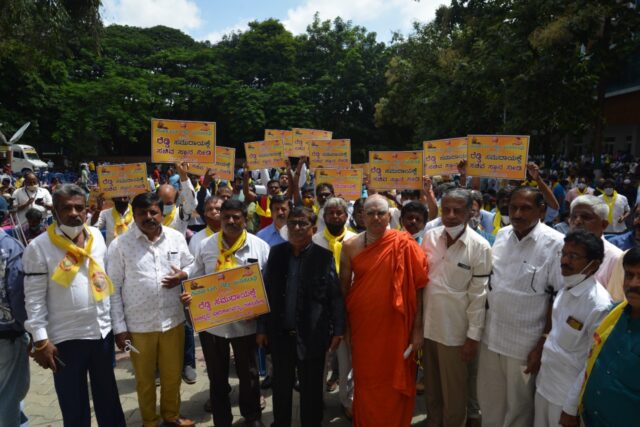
xmin=216 ymin=230 xmax=247 ymax=271
xmin=579 ymin=301 xmax=628 ymax=408
xmin=492 ymin=211 xmax=502 ymax=236
xmin=111 ymin=206 xmax=133 ymax=237
xmin=205 ymin=226 xmax=215 ymax=237
xmin=602 ymin=191 xmax=617 ymax=225
xmin=324 ymin=227 xmax=346 ymax=273
xmin=47 ymin=224 xmax=114 ymax=301
xmin=255 ymin=196 xmax=271 ymax=218
xmin=194 ymin=183 xmax=201 ymax=193
xmin=162 ymin=205 xmax=177 ymax=227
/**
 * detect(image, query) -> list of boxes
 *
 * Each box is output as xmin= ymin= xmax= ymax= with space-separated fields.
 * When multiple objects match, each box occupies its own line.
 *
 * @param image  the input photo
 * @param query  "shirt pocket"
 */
xmin=556 ymin=320 xmax=584 ymax=351
xmin=515 ymin=262 xmax=547 ymax=294
xmin=444 ymin=259 xmax=473 ymax=292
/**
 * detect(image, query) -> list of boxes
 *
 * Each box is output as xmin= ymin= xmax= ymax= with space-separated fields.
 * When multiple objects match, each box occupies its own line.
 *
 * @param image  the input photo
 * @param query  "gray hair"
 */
xmin=442 ymin=188 xmax=473 ymax=210
xmin=52 ymin=184 xmax=86 ymax=210
xmin=570 ymin=195 xmax=609 ymax=221
xmin=323 ymin=197 xmax=348 ymax=214
xmin=469 ymin=190 xmax=483 ymax=207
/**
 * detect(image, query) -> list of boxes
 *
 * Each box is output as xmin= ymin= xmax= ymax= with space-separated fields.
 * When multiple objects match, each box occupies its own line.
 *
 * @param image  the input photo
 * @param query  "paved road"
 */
xmin=24 ymin=337 xmax=427 ymax=426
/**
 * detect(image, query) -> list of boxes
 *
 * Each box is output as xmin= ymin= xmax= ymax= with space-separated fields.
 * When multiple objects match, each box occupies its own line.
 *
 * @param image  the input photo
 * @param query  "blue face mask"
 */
xmin=163 ymin=204 xmax=175 ymax=215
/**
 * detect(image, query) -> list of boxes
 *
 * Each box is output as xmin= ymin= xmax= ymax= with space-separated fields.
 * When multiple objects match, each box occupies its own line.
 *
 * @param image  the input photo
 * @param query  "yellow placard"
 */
xmin=183 ymin=263 xmax=270 ymax=333
xmin=187 ymin=146 xmax=236 ymax=181
xmin=467 ymin=135 xmax=529 ymax=180
xmin=369 ymin=151 xmax=423 ymax=191
xmin=290 ymin=128 xmax=332 ymax=157
xmin=423 ymin=137 xmax=468 ymax=176
xmin=244 ymin=140 xmax=286 ymax=170
xmin=315 ymin=168 xmax=363 ymax=201
xmin=265 ymin=129 xmax=295 ymax=157
xmin=308 ymin=139 xmax=351 ymax=171
xmin=151 ymin=118 xmax=216 ymax=164
xmin=97 ymin=163 xmax=149 ymax=199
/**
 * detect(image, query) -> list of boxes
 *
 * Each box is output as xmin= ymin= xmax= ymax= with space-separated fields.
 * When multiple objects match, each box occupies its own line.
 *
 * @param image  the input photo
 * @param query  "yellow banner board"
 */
xmin=187 ymin=146 xmax=236 ymax=181
xmin=423 ymin=137 xmax=467 ymax=176
xmin=467 ymin=135 xmax=529 ymax=180
xmin=315 ymin=168 xmax=363 ymax=201
xmin=151 ymin=118 xmax=215 ymax=164
xmin=97 ymin=163 xmax=149 ymax=199
xmin=369 ymin=151 xmax=423 ymax=191
xmin=244 ymin=140 xmax=286 ymax=170
xmin=308 ymin=139 xmax=351 ymax=170
xmin=183 ymin=263 xmax=270 ymax=333
xmin=290 ymin=128 xmax=332 ymax=157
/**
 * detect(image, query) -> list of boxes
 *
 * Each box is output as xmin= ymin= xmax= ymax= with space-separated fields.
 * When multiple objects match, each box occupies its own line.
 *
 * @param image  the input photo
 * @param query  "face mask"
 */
xmin=577 ymin=183 xmax=586 ymax=190
xmin=624 ymin=179 xmax=631 ymax=185
xmin=469 ymin=217 xmax=480 ymax=230
xmin=604 ymin=188 xmax=614 ymax=196
xmin=563 ymin=261 xmax=593 ymax=288
xmin=26 ymin=185 xmax=38 ymax=192
xmin=402 ymin=200 xmax=412 ymax=207
xmin=59 ymin=223 xmax=84 ymax=239
xmin=445 ymin=223 xmax=465 ymax=239
xmin=501 ymin=215 xmax=511 ymax=225
xmin=162 ymin=204 xmax=175 ymax=215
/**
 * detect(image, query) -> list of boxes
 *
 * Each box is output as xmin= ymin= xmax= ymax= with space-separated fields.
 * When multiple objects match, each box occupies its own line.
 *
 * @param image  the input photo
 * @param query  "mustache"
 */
xmin=143 ymin=219 xmax=159 ymax=227
xmin=624 ymin=287 xmax=640 ymax=295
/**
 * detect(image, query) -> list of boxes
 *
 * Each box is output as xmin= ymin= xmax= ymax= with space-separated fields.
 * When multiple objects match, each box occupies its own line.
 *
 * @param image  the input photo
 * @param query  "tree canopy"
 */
xmin=0 ymin=1 xmax=637 ymax=162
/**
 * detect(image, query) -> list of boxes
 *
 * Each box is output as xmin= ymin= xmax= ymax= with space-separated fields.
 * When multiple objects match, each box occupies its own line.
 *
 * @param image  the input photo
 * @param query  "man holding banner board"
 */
xmin=182 ymin=199 xmax=270 ymax=427
xmin=91 ymin=162 xmax=148 ymax=246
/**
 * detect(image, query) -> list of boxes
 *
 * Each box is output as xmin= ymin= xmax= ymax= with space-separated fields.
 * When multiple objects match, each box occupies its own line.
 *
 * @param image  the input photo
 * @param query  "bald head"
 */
xmin=157 ymin=184 xmax=178 ymax=205
xmin=363 ymin=194 xmax=389 ymax=213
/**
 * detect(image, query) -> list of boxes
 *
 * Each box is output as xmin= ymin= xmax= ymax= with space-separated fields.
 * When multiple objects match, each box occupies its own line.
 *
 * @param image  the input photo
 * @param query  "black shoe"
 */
xmin=260 ymin=375 xmax=272 ymax=389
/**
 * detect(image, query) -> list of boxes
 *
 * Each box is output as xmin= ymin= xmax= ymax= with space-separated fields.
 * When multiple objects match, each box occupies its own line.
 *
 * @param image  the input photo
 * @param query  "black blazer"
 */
xmin=258 ymin=242 xmax=346 ymax=359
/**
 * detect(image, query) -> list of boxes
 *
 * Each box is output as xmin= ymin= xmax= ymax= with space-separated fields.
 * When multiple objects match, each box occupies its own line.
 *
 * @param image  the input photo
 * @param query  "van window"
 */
xmin=13 ymin=149 xmax=23 ymax=159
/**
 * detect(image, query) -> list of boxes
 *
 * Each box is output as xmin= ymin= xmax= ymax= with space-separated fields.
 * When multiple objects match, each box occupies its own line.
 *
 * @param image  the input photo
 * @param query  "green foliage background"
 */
xmin=0 ymin=1 xmax=638 ymax=163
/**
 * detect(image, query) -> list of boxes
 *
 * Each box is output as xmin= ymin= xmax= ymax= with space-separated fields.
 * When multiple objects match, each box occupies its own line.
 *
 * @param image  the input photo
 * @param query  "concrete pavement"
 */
xmin=24 ymin=337 xmax=427 ymax=426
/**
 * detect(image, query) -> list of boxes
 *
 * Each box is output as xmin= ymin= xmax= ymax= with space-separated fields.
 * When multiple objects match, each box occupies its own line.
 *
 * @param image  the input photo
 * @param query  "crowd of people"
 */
xmin=0 ymin=154 xmax=639 ymax=427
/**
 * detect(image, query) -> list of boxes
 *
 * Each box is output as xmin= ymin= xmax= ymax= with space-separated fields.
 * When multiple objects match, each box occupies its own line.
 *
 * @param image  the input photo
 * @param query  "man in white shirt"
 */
xmin=23 ymin=184 xmax=125 ymax=425
xmin=157 ymin=162 xmax=197 ymax=236
xmin=534 ymin=230 xmax=612 ymax=427
xmin=569 ymin=195 xmax=623 ymax=287
xmin=90 ymin=195 xmax=134 ymax=247
xmin=11 ymin=172 xmax=52 ymax=224
xmin=184 ymin=199 xmax=269 ymax=427
xmin=157 ymin=161 xmax=198 ymax=383
xmin=312 ymin=197 xmax=356 ymax=418
xmin=421 ymin=189 xmax=491 ymax=426
xmin=478 ymin=187 xmax=565 ymax=427
xmin=188 ymin=195 xmax=223 ymax=256
xmin=107 ymin=191 xmax=195 ymax=427
xmin=598 ymin=179 xmax=630 ymax=234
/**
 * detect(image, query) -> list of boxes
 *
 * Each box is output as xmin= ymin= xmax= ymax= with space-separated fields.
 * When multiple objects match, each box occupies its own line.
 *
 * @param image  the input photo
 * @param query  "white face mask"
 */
xmin=501 ymin=215 xmax=511 ymax=225
xmin=469 ymin=217 xmax=480 ymax=230
xmin=577 ymin=183 xmax=587 ymax=190
xmin=562 ymin=261 xmax=593 ymax=288
xmin=163 ymin=204 xmax=175 ymax=215
xmin=59 ymin=223 xmax=84 ymax=239
xmin=402 ymin=199 xmax=412 ymax=207
xmin=26 ymin=185 xmax=38 ymax=192
xmin=445 ymin=223 xmax=465 ymax=239
xmin=604 ymin=188 xmax=614 ymax=196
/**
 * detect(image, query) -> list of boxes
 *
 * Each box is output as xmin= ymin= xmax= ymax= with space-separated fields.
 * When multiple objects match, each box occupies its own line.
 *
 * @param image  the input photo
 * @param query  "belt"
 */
xmin=0 ymin=330 xmax=25 ymax=340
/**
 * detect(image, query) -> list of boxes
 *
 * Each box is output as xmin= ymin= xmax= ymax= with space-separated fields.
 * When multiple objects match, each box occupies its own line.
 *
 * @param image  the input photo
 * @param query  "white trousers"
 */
xmin=533 ymin=392 xmax=563 ymax=427
xmin=477 ymin=343 xmax=535 ymax=427
xmin=336 ymin=340 xmax=354 ymax=409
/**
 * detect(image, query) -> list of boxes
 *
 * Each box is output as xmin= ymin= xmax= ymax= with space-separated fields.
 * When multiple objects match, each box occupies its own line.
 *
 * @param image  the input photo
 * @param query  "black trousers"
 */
xmin=271 ymin=333 xmax=325 ymax=427
xmin=199 ymin=332 xmax=262 ymax=427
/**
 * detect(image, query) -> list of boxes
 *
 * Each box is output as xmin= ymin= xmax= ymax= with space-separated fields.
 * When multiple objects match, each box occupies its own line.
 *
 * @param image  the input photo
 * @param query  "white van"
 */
xmin=11 ymin=144 xmax=48 ymax=173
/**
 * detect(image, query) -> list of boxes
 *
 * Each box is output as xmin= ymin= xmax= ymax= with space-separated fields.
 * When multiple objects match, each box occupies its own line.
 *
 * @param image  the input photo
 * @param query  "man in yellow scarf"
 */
xmin=24 ymin=184 xmax=125 ymax=426
xmin=187 ymin=195 xmax=223 ymax=256
xmin=182 ymin=199 xmax=270 ymax=427
xmin=559 ymin=247 xmax=640 ymax=427
xmin=598 ymin=179 xmax=630 ymax=234
xmin=311 ymin=197 xmax=356 ymax=417
xmin=90 ymin=195 xmax=133 ymax=247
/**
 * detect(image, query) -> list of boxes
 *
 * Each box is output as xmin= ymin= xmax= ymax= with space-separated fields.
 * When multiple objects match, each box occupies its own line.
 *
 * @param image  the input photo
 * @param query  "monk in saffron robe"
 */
xmin=341 ymin=195 xmax=428 ymax=426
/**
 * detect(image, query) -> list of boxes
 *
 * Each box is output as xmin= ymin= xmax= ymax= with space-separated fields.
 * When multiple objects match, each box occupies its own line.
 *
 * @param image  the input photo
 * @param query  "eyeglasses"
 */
xmin=287 ymin=220 xmax=312 ymax=229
